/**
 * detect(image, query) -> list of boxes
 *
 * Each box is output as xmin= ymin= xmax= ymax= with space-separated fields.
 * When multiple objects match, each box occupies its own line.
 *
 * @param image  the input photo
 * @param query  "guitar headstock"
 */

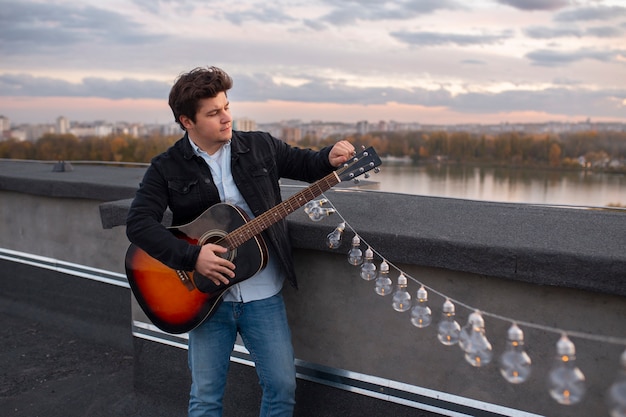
xmin=337 ymin=146 xmax=382 ymax=183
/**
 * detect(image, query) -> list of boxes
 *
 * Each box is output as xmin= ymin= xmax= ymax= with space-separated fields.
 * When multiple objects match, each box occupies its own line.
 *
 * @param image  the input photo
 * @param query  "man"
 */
xmin=125 ymin=66 xmax=354 ymax=417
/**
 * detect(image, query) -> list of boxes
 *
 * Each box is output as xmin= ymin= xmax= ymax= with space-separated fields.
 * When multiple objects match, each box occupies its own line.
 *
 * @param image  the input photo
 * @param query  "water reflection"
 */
xmin=367 ymin=163 xmax=626 ymax=207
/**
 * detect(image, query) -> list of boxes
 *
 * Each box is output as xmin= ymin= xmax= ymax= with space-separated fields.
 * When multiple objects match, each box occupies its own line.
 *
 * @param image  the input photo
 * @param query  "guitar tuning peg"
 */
xmin=364 ymin=173 xmax=370 ymax=179
xmin=374 ymin=167 xmax=381 ymax=174
xmin=353 ymin=178 xmax=360 ymax=184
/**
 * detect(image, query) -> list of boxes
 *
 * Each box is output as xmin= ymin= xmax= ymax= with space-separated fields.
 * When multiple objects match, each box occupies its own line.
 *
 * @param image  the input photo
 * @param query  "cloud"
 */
xmin=390 ymin=30 xmax=512 ymax=47
xmin=318 ymin=0 xmax=461 ymax=25
xmin=302 ymin=19 xmax=327 ymax=31
xmin=523 ymin=26 xmax=583 ymax=39
xmin=460 ymin=59 xmax=487 ymax=65
xmin=223 ymin=5 xmax=296 ymax=25
xmin=450 ymin=87 xmax=626 ymax=118
xmin=554 ymin=5 xmax=626 ymax=22
xmin=496 ymin=0 xmax=569 ymax=11
xmin=183 ymin=72 xmax=626 ymax=120
xmin=585 ymin=26 xmax=624 ymax=38
xmin=230 ymin=72 xmax=452 ymax=106
xmin=0 ymin=1 xmax=163 ymax=54
xmin=524 ymin=25 xmax=624 ymax=39
xmin=525 ymin=48 xmax=621 ymax=66
xmin=1 ymin=71 xmax=454 ymax=108
xmin=4 ymin=71 xmax=624 ymax=120
xmin=0 ymin=74 xmax=170 ymax=99
xmin=552 ymin=77 xmax=582 ymax=86
xmin=130 ymin=0 xmax=210 ymax=14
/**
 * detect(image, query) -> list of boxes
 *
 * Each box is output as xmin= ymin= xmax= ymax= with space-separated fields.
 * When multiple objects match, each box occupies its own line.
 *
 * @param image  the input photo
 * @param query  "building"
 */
xmin=356 ymin=120 xmax=369 ymax=135
xmin=56 ymin=116 xmax=70 ymax=134
xmin=0 ymin=115 xmax=10 ymax=133
xmin=68 ymin=122 xmax=114 ymax=138
xmin=234 ymin=118 xmax=257 ymax=132
xmin=281 ymin=126 xmax=302 ymax=143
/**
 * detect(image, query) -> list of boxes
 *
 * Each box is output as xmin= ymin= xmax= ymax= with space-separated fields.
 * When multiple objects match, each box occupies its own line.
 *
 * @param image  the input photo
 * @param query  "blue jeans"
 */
xmin=187 ymin=293 xmax=296 ymax=417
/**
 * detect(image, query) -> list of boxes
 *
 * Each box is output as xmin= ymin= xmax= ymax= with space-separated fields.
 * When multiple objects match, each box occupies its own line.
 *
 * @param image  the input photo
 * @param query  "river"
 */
xmin=358 ymin=162 xmax=626 ymax=208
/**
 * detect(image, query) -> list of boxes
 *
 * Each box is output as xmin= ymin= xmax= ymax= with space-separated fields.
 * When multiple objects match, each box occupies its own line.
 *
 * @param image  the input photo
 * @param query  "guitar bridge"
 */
xmin=176 ymin=270 xmax=196 ymax=291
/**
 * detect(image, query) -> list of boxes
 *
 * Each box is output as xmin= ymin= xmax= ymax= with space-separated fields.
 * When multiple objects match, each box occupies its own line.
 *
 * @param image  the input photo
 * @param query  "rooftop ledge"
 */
xmin=1 ymin=159 xmax=624 ymax=297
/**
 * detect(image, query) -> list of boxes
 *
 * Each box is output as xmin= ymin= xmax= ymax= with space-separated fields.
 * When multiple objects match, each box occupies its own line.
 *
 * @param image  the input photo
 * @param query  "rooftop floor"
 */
xmin=0 ymin=298 xmax=443 ymax=417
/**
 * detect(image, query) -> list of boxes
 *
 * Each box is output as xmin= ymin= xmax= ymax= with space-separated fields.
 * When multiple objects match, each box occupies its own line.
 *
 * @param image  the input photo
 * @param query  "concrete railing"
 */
xmin=1 ymin=159 xmax=624 ymax=417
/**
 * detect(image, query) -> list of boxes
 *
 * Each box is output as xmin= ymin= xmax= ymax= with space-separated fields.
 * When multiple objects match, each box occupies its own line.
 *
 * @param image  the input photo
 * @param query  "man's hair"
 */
xmin=168 ymin=66 xmax=233 ymax=131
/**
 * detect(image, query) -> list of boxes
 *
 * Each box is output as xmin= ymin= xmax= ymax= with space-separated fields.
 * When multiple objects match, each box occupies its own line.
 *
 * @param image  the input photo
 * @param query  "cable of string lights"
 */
xmin=302 ymin=193 xmax=626 ymax=414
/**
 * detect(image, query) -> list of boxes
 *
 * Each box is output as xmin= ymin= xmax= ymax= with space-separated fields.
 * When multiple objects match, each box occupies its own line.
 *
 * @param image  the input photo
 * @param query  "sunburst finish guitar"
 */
xmin=125 ymin=147 xmax=381 ymax=334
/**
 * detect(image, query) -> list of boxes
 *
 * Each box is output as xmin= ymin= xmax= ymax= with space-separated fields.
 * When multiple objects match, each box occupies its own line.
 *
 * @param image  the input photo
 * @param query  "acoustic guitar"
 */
xmin=125 ymin=147 xmax=381 ymax=333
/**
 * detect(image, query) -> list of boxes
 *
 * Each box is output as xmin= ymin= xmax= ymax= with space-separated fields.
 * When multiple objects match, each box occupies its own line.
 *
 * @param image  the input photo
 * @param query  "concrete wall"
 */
xmin=1 ymin=160 xmax=625 ymax=417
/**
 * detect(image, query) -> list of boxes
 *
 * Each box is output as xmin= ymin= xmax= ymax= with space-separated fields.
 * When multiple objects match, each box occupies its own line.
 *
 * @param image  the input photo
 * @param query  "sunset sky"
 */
xmin=1 ymin=0 xmax=625 ymax=126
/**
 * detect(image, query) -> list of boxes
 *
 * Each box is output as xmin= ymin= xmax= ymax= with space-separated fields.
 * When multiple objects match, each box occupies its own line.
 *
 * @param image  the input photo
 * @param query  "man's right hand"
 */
xmin=194 ymin=243 xmax=236 ymax=286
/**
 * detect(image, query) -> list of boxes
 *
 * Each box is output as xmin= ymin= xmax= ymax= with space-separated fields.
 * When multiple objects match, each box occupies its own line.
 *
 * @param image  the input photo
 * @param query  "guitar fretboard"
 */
xmin=224 ymin=171 xmax=340 ymax=249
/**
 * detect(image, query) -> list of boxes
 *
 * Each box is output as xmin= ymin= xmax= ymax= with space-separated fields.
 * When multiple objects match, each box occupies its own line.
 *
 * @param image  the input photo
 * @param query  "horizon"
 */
xmin=2 ymin=102 xmax=624 ymax=128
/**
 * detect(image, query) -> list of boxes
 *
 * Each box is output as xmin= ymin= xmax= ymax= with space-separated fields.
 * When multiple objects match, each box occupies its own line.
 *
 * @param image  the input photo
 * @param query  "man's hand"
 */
xmin=328 ymin=140 xmax=356 ymax=167
xmin=194 ymin=243 xmax=236 ymax=286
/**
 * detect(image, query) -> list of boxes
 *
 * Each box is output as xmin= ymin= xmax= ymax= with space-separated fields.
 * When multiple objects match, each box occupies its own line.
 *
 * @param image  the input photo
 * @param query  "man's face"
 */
xmin=182 ymin=91 xmax=232 ymax=154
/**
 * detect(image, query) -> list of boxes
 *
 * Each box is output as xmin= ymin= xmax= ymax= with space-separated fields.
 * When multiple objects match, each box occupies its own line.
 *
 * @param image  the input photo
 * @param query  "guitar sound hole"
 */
xmin=199 ymin=231 xmax=236 ymax=263
xmin=217 ymin=248 xmax=236 ymax=263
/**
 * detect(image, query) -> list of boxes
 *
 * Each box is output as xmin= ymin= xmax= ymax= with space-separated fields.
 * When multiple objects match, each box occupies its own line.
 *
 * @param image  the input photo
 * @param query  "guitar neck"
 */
xmin=225 ymin=171 xmax=341 ymax=249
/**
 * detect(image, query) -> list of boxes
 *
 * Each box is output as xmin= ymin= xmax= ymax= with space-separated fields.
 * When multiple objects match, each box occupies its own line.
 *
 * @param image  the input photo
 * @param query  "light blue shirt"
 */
xmin=189 ymin=137 xmax=285 ymax=302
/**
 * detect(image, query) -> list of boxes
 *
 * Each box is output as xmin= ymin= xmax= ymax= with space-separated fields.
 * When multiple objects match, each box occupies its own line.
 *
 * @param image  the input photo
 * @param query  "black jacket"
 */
xmin=125 ymin=130 xmax=335 ymax=288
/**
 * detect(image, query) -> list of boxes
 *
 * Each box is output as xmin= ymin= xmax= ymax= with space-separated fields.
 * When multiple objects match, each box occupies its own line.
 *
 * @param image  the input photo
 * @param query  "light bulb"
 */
xmin=547 ymin=334 xmax=586 ymax=405
xmin=374 ymin=260 xmax=393 ymax=296
xmin=391 ymin=273 xmax=411 ymax=312
xmin=459 ymin=310 xmax=493 ymax=367
xmin=607 ymin=349 xmax=626 ymax=417
xmin=410 ymin=286 xmax=432 ymax=328
xmin=326 ymin=222 xmax=345 ymax=249
xmin=437 ymin=299 xmax=461 ymax=346
xmin=304 ymin=198 xmax=327 ymax=214
xmin=499 ymin=323 xmax=532 ymax=384
xmin=359 ymin=247 xmax=377 ymax=281
xmin=308 ymin=207 xmax=335 ymax=222
xmin=458 ymin=311 xmax=476 ymax=352
xmin=304 ymin=198 xmax=335 ymax=221
xmin=347 ymin=235 xmax=363 ymax=266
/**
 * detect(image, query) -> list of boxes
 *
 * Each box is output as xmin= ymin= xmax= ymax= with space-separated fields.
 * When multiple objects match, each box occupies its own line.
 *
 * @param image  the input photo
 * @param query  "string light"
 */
xmin=410 ymin=286 xmax=432 ymax=328
xmin=304 ymin=198 xmax=335 ymax=222
xmin=359 ymin=247 xmax=377 ymax=281
xmin=437 ymin=299 xmax=461 ymax=346
xmin=499 ymin=323 xmax=532 ymax=384
xmin=548 ymin=334 xmax=586 ymax=405
xmin=326 ymin=222 xmax=345 ymax=249
xmin=374 ymin=260 xmax=393 ymax=296
xmin=310 ymin=192 xmax=626 ymax=414
xmin=459 ymin=310 xmax=493 ymax=367
xmin=347 ymin=235 xmax=363 ymax=266
xmin=608 ymin=349 xmax=626 ymax=417
xmin=391 ymin=273 xmax=411 ymax=312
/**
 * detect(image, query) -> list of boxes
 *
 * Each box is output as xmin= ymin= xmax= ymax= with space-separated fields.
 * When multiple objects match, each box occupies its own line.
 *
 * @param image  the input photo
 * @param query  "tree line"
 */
xmin=1 ymin=130 xmax=625 ymax=172
xmin=313 ymin=129 xmax=626 ymax=171
xmin=0 ymin=133 xmax=179 ymax=163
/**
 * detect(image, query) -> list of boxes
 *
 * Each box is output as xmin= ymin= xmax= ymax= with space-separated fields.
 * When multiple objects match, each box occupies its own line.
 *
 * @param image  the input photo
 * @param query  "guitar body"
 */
xmin=125 ymin=203 xmax=268 ymax=334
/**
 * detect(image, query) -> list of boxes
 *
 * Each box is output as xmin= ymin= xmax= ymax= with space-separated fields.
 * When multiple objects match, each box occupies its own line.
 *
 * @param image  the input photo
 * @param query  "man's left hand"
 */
xmin=328 ymin=140 xmax=356 ymax=167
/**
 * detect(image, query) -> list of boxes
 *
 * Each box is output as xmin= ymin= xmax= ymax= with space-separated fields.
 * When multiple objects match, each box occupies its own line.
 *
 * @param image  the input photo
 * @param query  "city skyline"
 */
xmin=1 ymin=0 xmax=625 ymax=126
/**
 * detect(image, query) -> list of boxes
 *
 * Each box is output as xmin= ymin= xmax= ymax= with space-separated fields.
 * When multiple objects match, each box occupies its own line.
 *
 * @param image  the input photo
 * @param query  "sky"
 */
xmin=1 ymin=0 xmax=625 ymax=126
